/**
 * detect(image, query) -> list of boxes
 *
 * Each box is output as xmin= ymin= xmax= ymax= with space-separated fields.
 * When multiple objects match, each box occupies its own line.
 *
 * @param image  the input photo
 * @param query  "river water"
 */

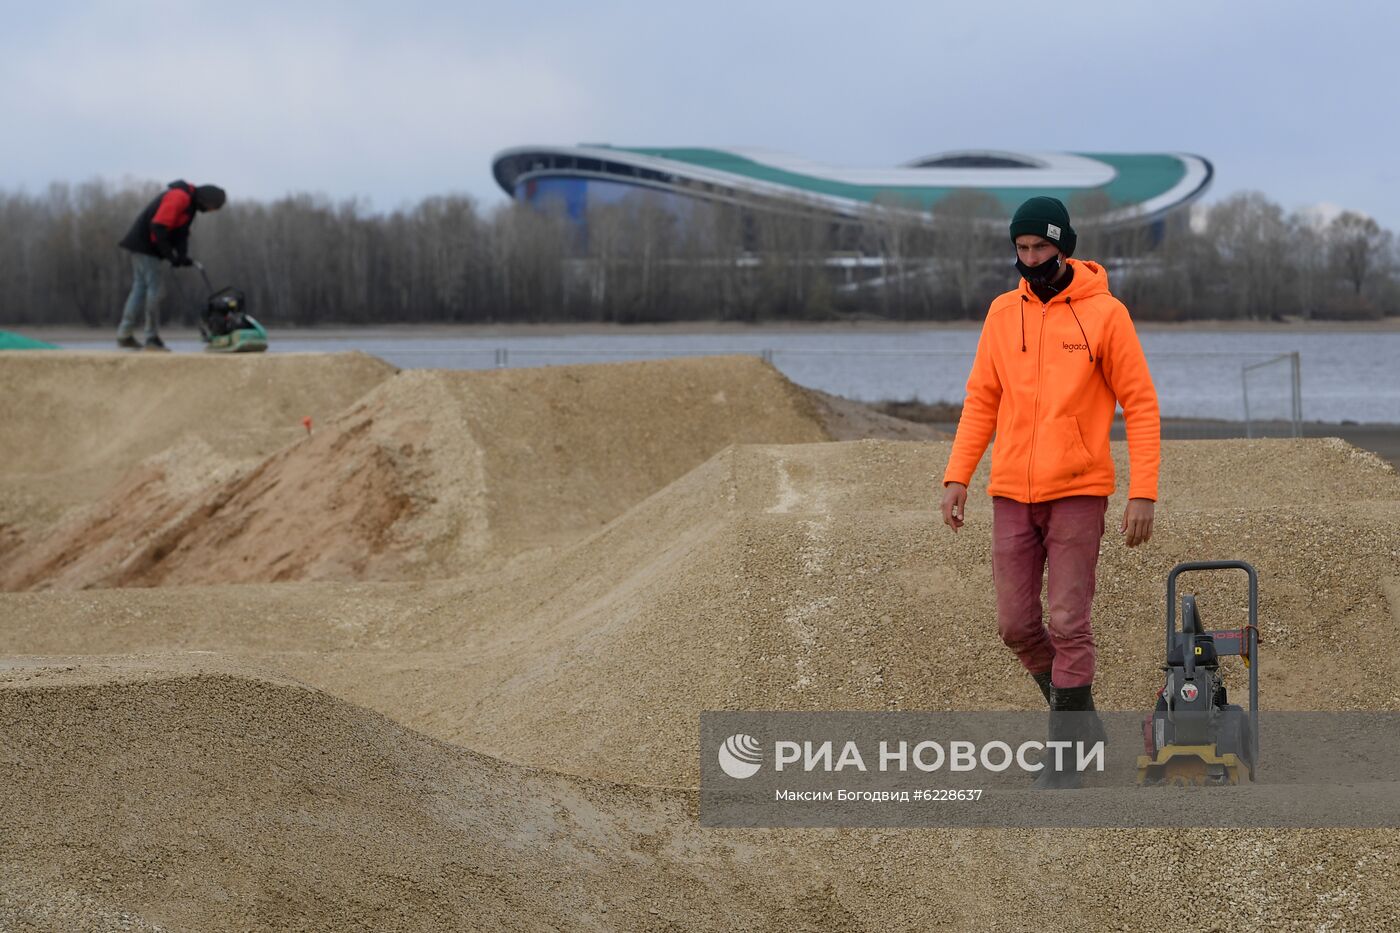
xmin=60 ymin=328 xmax=1400 ymax=424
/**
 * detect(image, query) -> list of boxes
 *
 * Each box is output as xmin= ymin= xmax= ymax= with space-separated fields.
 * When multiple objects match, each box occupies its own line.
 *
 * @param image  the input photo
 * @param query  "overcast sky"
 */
xmin=2 ymin=0 xmax=1395 ymax=228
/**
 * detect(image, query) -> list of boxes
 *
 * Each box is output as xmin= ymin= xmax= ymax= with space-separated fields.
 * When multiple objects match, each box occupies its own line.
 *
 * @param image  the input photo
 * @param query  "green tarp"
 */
xmin=0 ymin=331 xmax=58 ymax=350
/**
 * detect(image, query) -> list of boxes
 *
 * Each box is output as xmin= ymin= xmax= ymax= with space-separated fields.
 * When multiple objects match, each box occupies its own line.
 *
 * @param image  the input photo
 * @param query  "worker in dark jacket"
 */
xmin=116 ymin=181 xmax=225 ymax=350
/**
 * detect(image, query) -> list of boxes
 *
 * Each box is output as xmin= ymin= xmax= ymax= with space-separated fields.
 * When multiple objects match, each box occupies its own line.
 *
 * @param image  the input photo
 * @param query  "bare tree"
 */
xmin=685 ymin=200 xmax=751 ymax=322
xmin=929 ymin=190 xmax=1002 ymax=318
xmin=1288 ymin=210 xmax=1329 ymax=321
xmin=1327 ymin=210 xmax=1393 ymax=296
xmin=749 ymin=197 xmax=836 ymax=320
xmin=1205 ymin=192 xmax=1294 ymax=320
xmin=1 ymin=179 xmax=1396 ymax=327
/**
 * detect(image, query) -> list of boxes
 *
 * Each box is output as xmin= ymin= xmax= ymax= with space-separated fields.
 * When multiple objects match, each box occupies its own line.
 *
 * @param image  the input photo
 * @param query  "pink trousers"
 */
xmin=991 ymin=495 xmax=1108 ymax=688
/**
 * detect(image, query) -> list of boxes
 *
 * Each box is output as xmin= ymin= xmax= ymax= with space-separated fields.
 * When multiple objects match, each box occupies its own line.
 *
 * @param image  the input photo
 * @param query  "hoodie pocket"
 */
xmin=1066 ymin=416 xmax=1094 ymax=476
xmin=1037 ymin=416 xmax=1096 ymax=488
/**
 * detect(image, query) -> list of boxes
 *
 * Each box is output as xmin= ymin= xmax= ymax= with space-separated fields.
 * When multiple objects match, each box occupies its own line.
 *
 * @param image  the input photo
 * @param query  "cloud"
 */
xmin=1295 ymin=203 xmax=1345 ymax=229
xmin=1 ymin=0 xmax=1398 ymax=229
xmin=0 ymin=2 xmax=600 ymax=209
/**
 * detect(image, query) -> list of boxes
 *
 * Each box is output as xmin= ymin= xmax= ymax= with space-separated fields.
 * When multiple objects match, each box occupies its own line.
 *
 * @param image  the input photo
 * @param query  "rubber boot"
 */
xmin=1031 ymin=670 xmax=1053 ymax=707
xmin=1031 ymin=684 xmax=1106 ymax=790
xmin=1057 ymin=684 xmax=1107 ymax=750
xmin=1031 ymin=688 xmax=1080 ymax=791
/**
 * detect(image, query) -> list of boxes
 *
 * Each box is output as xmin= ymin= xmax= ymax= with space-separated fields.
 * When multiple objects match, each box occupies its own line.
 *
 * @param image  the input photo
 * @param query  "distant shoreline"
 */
xmin=16 ymin=316 xmax=1400 ymax=341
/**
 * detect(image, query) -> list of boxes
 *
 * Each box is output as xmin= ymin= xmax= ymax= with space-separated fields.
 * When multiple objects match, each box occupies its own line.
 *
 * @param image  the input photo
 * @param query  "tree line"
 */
xmin=0 ymin=179 xmax=1395 ymax=328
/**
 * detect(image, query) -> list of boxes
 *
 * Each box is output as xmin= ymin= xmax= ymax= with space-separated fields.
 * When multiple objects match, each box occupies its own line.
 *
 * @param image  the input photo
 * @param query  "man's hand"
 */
xmin=941 ymin=482 xmax=968 ymax=532
xmin=1122 ymin=498 xmax=1155 ymax=547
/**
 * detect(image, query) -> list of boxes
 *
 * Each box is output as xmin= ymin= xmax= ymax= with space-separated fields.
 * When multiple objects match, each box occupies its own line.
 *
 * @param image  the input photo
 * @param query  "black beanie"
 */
xmin=1009 ymin=196 xmax=1075 ymax=257
xmin=195 ymin=185 xmax=226 ymax=211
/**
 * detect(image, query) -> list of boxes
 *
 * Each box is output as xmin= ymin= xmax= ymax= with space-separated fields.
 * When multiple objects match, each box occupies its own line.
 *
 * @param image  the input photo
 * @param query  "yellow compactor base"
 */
xmin=1136 ymin=745 xmax=1243 ymax=786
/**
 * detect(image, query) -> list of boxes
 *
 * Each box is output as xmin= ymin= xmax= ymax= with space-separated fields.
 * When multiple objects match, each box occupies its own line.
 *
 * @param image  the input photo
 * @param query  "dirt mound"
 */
xmin=5 ymin=662 xmax=1400 ymax=932
xmin=802 ymin=387 xmax=951 ymax=442
xmin=4 ymin=439 xmax=1397 ymax=789
xmin=0 ymin=656 xmax=866 ymax=932
xmin=8 ymin=353 xmax=1400 ymax=929
xmin=0 ymin=351 xmax=395 ymax=527
xmin=1 ymin=423 xmax=422 ymax=590
xmin=1 ymin=356 xmax=831 ymax=590
xmin=1156 ymin=434 xmax=1397 ymax=507
xmin=8 ymin=661 xmax=1400 ymax=930
xmin=322 ymin=437 xmax=1398 ymax=786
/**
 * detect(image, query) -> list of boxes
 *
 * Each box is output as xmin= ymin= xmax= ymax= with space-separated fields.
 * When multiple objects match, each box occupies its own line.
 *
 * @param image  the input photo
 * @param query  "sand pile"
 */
xmin=798 ymin=387 xmax=949 ymax=442
xmin=3 ymin=438 xmax=1396 ymax=789
xmin=4 ymin=353 xmax=1400 ymax=930
xmin=2 ymin=355 xmax=832 ymax=589
xmin=0 ymin=351 xmax=395 ymax=524
xmin=4 ymin=661 xmax=1400 ymax=930
xmin=301 ymin=437 xmax=1400 ymax=785
xmin=0 ymin=656 xmax=867 ymax=932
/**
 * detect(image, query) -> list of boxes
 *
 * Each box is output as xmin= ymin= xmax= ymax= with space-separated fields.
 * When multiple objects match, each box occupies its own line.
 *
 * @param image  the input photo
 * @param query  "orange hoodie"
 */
xmin=942 ymin=259 xmax=1160 ymax=502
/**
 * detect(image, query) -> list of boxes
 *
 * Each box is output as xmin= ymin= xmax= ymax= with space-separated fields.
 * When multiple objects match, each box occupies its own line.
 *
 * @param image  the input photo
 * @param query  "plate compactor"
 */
xmin=1137 ymin=560 xmax=1260 ymax=786
xmin=194 ymin=261 xmax=268 ymax=353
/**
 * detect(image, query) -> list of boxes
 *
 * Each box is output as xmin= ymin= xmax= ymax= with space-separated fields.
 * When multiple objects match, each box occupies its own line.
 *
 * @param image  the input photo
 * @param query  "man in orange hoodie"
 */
xmin=939 ymin=196 xmax=1160 ymax=788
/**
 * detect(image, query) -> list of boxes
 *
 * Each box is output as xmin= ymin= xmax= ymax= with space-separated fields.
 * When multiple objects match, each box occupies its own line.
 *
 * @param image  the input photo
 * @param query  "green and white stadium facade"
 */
xmin=492 ymin=145 xmax=1213 ymax=233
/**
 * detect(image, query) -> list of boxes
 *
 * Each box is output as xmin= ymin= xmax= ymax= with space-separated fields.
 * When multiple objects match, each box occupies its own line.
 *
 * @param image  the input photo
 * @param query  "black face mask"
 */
xmin=1015 ymin=254 xmax=1061 ymax=286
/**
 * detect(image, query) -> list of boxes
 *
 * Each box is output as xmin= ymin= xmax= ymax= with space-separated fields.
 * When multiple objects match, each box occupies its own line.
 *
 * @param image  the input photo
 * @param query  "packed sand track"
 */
xmin=1 ymin=351 xmax=1399 ymax=931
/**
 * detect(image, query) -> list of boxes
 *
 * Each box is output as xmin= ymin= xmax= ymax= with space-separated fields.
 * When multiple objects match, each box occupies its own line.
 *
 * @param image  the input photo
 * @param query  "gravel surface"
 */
xmin=1 ymin=353 xmax=1398 ymax=931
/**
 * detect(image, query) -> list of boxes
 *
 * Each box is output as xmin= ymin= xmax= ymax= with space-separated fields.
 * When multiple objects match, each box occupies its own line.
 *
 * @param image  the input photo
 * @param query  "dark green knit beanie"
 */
xmin=1009 ymin=196 xmax=1076 ymax=257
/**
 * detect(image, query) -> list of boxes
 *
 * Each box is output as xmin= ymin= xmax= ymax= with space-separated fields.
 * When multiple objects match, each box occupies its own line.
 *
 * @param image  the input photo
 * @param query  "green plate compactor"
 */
xmin=194 ymin=261 xmax=267 ymax=353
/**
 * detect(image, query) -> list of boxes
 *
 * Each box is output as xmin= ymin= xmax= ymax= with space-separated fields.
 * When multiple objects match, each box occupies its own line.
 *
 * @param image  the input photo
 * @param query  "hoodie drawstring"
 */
xmin=1019 ymin=296 xmax=1027 ymax=352
xmin=1067 ymin=297 xmax=1095 ymax=363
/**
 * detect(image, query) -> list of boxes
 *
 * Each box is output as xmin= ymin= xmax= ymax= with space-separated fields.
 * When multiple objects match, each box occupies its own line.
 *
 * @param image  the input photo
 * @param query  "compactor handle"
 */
xmin=191 ymin=259 xmax=214 ymax=294
xmin=1165 ymin=560 xmax=1258 ymax=651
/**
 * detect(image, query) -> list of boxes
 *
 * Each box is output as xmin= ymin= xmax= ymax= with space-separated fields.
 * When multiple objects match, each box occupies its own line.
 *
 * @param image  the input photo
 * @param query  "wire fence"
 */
xmin=1241 ymin=353 xmax=1303 ymax=438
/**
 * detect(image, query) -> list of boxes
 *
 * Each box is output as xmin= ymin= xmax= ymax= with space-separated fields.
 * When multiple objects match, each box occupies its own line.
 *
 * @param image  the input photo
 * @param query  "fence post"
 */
xmin=761 ymin=348 xmax=774 ymax=364
xmin=1241 ymin=365 xmax=1253 ymax=440
xmin=495 ymin=347 xmax=508 ymax=368
xmin=1291 ymin=351 xmax=1302 ymax=437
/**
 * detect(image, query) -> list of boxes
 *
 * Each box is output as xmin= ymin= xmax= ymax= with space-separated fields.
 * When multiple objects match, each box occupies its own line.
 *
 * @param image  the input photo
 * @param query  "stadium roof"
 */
xmin=493 ymin=145 xmax=1213 ymax=226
